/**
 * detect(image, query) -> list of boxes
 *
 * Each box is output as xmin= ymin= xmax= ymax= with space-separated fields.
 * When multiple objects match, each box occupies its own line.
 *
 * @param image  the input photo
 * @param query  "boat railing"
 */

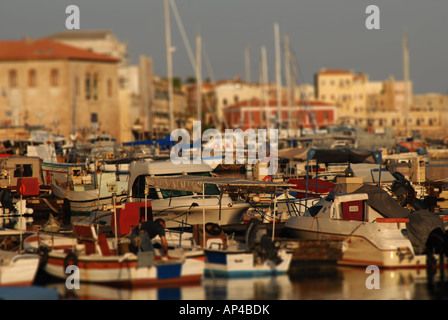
xmin=247 ymin=195 xmax=322 ymax=220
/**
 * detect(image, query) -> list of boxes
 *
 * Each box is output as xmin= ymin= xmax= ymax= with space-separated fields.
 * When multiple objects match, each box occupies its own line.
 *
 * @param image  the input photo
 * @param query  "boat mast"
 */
xmin=403 ymin=32 xmax=410 ymax=138
xmin=284 ymin=35 xmax=292 ymax=132
xmin=245 ymin=44 xmax=251 ymax=83
xmin=196 ymin=34 xmax=202 ymax=123
xmin=71 ymin=72 xmax=78 ymax=139
xmin=274 ymin=23 xmax=282 ymax=129
xmin=261 ymin=46 xmax=269 ymax=129
xmin=164 ymin=0 xmax=174 ymax=133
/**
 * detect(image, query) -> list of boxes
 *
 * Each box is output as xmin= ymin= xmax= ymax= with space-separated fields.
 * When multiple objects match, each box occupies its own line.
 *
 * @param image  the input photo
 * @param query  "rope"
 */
xmin=41 ymin=197 xmax=59 ymax=213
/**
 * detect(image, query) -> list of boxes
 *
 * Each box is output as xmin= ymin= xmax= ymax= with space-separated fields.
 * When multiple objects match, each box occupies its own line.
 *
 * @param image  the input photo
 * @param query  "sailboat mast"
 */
xmin=245 ymin=44 xmax=251 ymax=83
xmin=261 ymin=46 xmax=269 ymax=129
xmin=284 ymin=35 xmax=292 ymax=132
xmin=403 ymin=32 xmax=410 ymax=138
xmin=164 ymin=0 xmax=174 ymax=133
xmin=274 ymin=23 xmax=282 ymax=129
xmin=196 ymin=34 xmax=202 ymax=123
xmin=71 ymin=73 xmax=78 ymax=138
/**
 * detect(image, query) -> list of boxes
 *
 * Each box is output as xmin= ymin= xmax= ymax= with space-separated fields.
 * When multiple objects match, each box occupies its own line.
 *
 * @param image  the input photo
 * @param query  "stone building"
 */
xmin=0 ymin=38 xmax=121 ymax=142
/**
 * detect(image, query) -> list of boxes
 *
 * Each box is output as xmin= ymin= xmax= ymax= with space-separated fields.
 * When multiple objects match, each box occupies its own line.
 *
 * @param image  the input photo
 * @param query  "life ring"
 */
xmin=64 ymin=252 xmax=78 ymax=271
xmin=205 ymin=222 xmax=223 ymax=236
xmin=262 ymin=175 xmax=272 ymax=182
xmin=37 ymin=245 xmax=49 ymax=268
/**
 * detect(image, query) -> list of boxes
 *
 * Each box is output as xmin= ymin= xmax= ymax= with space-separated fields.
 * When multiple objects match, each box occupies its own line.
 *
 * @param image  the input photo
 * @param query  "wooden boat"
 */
xmin=43 ymin=222 xmax=204 ymax=287
xmin=284 ymin=178 xmax=448 ymax=268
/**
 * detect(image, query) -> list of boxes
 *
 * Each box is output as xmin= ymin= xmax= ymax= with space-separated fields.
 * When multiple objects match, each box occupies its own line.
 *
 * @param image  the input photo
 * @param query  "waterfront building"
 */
xmin=223 ymin=98 xmax=336 ymax=132
xmin=0 ymin=38 xmax=121 ymax=142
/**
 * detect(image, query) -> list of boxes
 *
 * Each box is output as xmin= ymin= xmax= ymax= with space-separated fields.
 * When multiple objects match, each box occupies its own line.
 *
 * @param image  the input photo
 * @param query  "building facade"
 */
xmin=0 ymin=38 xmax=121 ymax=141
xmin=314 ymin=69 xmax=368 ymax=125
xmin=223 ymin=98 xmax=336 ymax=131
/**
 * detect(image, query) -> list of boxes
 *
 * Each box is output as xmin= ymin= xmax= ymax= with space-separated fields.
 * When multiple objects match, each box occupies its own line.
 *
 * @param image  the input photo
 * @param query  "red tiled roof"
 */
xmin=317 ymin=69 xmax=353 ymax=75
xmin=0 ymin=38 xmax=119 ymax=63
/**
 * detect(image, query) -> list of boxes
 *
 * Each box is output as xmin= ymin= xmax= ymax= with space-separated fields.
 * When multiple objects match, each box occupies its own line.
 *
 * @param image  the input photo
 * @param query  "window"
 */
xmin=85 ymin=73 xmax=91 ymax=100
xmin=93 ymin=73 xmax=99 ymax=100
xmin=107 ymin=79 xmax=112 ymax=97
xmin=9 ymin=70 xmax=17 ymax=88
xmin=50 ymin=69 xmax=59 ymax=86
xmin=28 ymin=69 xmax=37 ymax=87
xmin=14 ymin=164 xmax=33 ymax=178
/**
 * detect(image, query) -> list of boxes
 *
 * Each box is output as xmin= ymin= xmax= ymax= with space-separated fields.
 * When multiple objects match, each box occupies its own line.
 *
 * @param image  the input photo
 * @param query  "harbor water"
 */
xmin=35 ymin=262 xmax=448 ymax=300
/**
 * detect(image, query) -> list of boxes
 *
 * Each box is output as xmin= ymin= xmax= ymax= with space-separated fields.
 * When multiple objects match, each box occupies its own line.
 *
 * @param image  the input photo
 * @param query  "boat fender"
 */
xmin=37 ymin=245 xmax=49 ymax=268
xmin=205 ymin=223 xmax=223 ymax=236
xmin=64 ymin=252 xmax=78 ymax=271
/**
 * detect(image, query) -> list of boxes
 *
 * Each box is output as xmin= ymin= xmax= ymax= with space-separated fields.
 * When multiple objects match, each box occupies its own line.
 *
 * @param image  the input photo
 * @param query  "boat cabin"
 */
xmin=331 ymin=193 xmax=369 ymax=221
xmin=0 ymin=156 xmax=44 ymax=188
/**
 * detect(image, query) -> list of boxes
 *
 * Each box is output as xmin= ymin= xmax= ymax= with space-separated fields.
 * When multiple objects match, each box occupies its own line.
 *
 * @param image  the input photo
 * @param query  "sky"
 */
xmin=0 ymin=0 xmax=447 ymax=94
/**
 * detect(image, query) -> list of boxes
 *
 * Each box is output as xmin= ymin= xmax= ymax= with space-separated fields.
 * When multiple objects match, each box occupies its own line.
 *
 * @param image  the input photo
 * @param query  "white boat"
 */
xmin=126 ymin=160 xmax=252 ymax=228
xmin=43 ymin=162 xmax=129 ymax=216
xmin=199 ymin=222 xmax=292 ymax=278
xmin=0 ymin=250 xmax=40 ymax=287
xmin=43 ymin=222 xmax=204 ymax=287
xmin=204 ymin=244 xmax=292 ymax=278
xmin=284 ymin=178 xmax=448 ymax=268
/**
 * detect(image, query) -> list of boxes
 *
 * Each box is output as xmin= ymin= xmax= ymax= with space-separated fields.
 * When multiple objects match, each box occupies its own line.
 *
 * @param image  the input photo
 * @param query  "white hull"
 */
xmin=52 ymin=183 xmax=127 ymax=215
xmin=0 ymin=253 xmax=40 ymax=287
xmin=133 ymin=195 xmax=250 ymax=228
xmin=285 ymin=221 xmax=430 ymax=268
xmin=204 ymin=248 xmax=292 ymax=277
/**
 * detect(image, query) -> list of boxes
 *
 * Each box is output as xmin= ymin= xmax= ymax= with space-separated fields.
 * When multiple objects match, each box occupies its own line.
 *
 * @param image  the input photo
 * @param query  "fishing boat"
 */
xmin=43 ymin=161 xmax=129 ymax=217
xmin=43 ymin=222 xmax=204 ymax=287
xmin=284 ymin=177 xmax=448 ymax=268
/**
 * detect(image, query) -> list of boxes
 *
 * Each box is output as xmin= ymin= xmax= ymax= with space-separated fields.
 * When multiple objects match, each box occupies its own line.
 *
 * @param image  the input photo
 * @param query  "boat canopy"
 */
xmin=145 ymin=175 xmax=293 ymax=193
xmin=307 ymin=148 xmax=382 ymax=164
xmin=277 ymin=147 xmax=310 ymax=161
